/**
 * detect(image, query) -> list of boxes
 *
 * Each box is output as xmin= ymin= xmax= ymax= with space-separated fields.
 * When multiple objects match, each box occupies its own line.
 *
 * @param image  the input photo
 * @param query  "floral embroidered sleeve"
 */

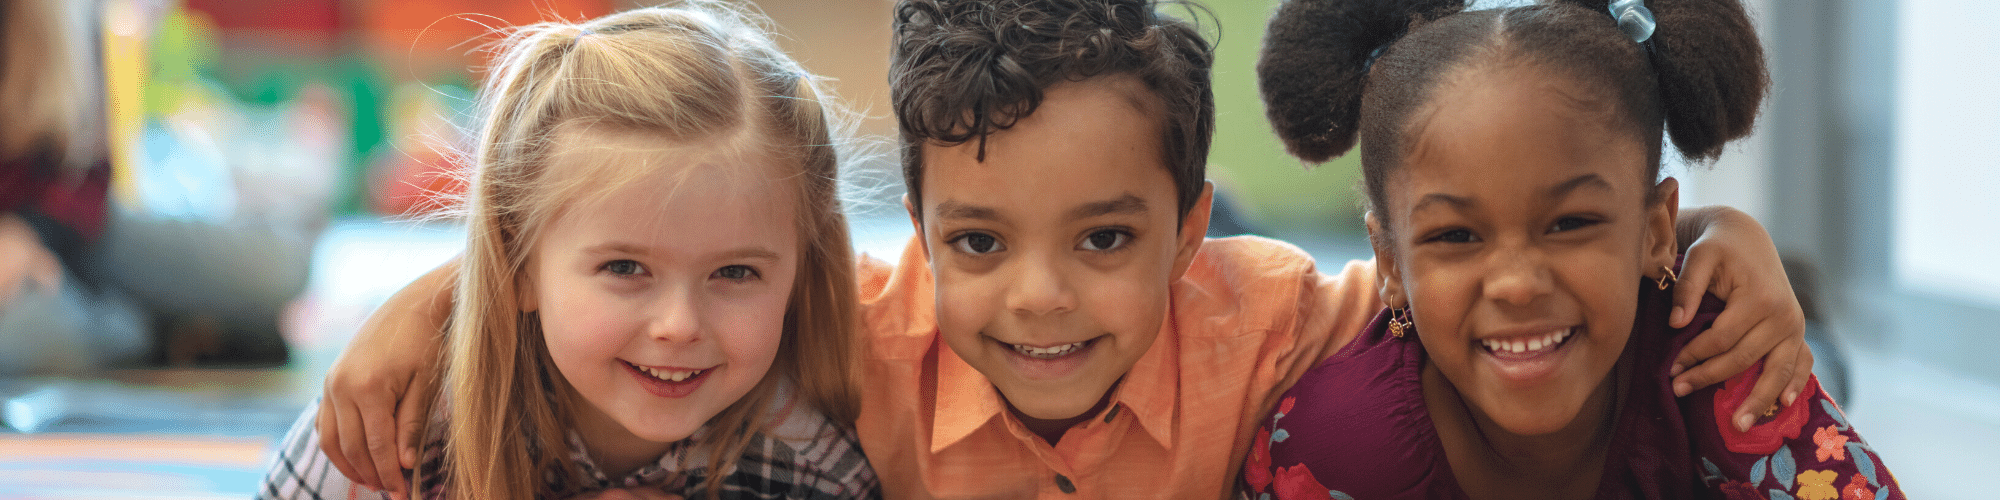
xmin=1688 ymin=362 xmax=1903 ymax=500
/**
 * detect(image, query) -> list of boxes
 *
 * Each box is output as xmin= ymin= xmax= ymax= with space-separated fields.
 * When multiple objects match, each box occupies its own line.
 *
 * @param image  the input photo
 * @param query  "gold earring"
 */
xmin=1389 ymin=307 xmax=1413 ymax=338
xmin=1656 ymin=266 xmax=1678 ymax=290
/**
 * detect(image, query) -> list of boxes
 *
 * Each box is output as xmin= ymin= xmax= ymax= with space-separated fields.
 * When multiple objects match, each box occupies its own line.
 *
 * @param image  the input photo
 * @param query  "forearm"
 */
xmin=1674 ymin=205 xmax=1753 ymax=255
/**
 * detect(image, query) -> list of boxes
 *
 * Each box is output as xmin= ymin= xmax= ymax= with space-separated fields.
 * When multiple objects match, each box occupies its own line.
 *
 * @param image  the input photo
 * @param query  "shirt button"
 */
xmin=1055 ymin=473 xmax=1076 ymax=493
xmin=1103 ymin=404 xmax=1121 ymax=423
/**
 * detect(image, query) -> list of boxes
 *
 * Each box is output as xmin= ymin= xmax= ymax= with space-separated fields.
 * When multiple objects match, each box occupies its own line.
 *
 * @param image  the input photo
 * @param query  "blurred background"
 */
xmin=0 ymin=0 xmax=1990 ymax=498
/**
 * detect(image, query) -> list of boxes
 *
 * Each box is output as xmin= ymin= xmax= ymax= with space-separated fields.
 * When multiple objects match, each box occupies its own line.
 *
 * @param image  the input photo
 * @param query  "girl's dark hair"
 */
xmin=890 ymin=0 xmax=1215 ymax=218
xmin=1259 ymin=0 xmax=1767 ymax=216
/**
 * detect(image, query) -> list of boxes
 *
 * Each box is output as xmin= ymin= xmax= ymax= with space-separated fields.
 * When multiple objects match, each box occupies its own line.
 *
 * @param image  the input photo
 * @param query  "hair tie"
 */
xmin=1609 ymin=0 xmax=1656 ymax=44
xmin=1362 ymin=43 xmax=1390 ymax=73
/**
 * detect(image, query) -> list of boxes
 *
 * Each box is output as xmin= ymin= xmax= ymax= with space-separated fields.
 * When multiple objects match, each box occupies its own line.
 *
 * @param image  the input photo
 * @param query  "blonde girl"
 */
xmin=261 ymin=4 xmax=877 ymax=499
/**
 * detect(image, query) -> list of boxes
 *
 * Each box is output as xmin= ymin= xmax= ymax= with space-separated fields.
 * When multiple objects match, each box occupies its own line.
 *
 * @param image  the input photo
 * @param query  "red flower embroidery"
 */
xmin=1841 ymin=473 xmax=1875 ymax=500
xmin=1719 ymin=480 xmax=1761 ymax=500
xmin=1814 ymin=425 xmax=1849 ymax=462
xmin=1246 ymin=427 xmax=1274 ymax=492
xmin=1713 ymin=362 xmax=1816 ymax=454
xmin=1273 ymin=464 xmax=1334 ymax=500
xmin=1279 ymin=396 xmax=1297 ymax=417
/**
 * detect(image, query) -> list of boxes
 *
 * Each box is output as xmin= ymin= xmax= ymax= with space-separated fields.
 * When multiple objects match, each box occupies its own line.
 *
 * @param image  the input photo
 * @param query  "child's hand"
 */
xmin=315 ymin=259 xmax=457 ymax=499
xmin=0 ymin=214 xmax=62 ymax=307
xmin=1669 ymin=206 xmax=1813 ymax=433
xmin=569 ymin=488 xmax=685 ymax=500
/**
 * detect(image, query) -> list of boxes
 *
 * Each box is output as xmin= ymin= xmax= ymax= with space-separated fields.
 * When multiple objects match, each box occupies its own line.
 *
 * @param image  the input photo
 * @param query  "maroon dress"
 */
xmin=1242 ymin=281 xmax=1902 ymax=500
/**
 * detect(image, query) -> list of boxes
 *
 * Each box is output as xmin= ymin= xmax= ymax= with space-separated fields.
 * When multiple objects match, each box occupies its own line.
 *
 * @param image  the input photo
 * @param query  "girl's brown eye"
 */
xmin=1550 ymin=216 xmax=1599 ymax=233
xmin=1436 ymin=228 xmax=1476 ymax=243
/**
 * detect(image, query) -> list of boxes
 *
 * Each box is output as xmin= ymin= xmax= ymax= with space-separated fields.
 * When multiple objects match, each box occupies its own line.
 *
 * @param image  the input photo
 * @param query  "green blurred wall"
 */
xmin=1180 ymin=0 xmax=1366 ymax=235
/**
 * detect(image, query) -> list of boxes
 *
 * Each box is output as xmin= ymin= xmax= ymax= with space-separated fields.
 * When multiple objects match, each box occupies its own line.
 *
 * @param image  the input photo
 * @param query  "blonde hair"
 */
xmin=432 ymin=3 xmax=860 ymax=499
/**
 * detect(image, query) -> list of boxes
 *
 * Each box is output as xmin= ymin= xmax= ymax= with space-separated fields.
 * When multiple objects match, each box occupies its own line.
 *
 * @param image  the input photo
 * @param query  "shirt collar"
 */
xmin=926 ymin=305 xmax=1182 ymax=454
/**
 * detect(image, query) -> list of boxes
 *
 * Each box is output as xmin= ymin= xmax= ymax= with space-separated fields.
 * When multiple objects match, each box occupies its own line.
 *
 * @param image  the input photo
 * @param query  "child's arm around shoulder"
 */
xmin=1673 ymin=205 xmax=1817 ymax=431
xmin=316 ymin=257 xmax=456 ymax=497
xmin=1685 ymin=364 xmax=1904 ymax=500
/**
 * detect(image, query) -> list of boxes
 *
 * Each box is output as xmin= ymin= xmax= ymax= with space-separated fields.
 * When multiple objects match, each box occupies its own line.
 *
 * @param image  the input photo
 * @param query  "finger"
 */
xmin=1671 ymin=247 xmax=1722 ymax=328
xmin=396 ymin=373 xmax=435 ymax=469
xmin=1786 ymin=341 xmax=1816 ymax=406
xmin=1731 ymin=341 xmax=1802 ymax=432
xmin=318 ymin=399 xmax=361 ymax=488
xmin=333 ymin=400 xmax=386 ymax=490
xmin=1670 ymin=307 xmax=1760 ymax=393
xmin=363 ymin=386 xmax=410 ymax=495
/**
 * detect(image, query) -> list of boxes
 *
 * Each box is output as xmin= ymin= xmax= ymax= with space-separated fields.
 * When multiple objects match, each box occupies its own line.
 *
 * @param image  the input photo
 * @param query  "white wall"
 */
xmin=1892 ymin=0 xmax=2000 ymax=306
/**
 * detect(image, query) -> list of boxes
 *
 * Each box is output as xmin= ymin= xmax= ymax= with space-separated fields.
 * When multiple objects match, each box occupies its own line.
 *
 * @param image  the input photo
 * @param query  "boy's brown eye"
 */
xmin=950 ymin=232 xmax=1004 ymax=255
xmin=1080 ymin=229 xmax=1129 ymax=251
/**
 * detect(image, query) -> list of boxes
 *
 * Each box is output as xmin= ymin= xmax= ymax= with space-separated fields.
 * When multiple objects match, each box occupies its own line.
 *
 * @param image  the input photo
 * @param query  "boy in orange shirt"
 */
xmin=314 ymin=1 xmax=1815 ymax=498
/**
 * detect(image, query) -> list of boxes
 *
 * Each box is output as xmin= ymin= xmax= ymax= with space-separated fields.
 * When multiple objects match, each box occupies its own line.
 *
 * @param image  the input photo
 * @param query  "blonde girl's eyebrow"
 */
xmin=581 ymin=243 xmax=779 ymax=264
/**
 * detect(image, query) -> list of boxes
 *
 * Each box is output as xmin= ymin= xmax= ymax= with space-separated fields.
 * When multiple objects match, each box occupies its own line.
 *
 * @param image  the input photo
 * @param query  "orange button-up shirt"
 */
xmin=854 ymin=235 xmax=1381 ymax=499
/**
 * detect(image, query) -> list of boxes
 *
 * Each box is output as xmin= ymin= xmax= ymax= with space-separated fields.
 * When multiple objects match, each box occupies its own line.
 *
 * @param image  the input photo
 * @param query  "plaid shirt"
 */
xmin=261 ymin=389 xmax=879 ymax=500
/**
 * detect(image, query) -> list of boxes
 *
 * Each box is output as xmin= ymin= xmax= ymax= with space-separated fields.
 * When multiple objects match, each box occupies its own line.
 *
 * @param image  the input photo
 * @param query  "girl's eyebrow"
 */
xmin=1546 ymin=173 xmax=1611 ymax=199
xmin=583 ymin=243 xmax=781 ymax=263
xmin=1412 ymin=173 xmax=1613 ymax=214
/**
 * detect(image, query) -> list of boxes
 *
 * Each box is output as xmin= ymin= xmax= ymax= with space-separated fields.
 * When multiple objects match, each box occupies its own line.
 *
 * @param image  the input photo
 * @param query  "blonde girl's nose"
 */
xmin=648 ymin=288 xmax=703 ymax=343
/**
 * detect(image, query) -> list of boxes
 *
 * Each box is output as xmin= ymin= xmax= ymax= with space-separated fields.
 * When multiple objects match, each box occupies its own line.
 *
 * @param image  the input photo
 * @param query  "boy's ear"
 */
xmin=1644 ymin=177 xmax=1682 ymax=273
xmin=1365 ymin=212 xmax=1407 ymax=308
xmin=1169 ymin=181 xmax=1215 ymax=282
xmin=903 ymin=194 xmax=930 ymax=261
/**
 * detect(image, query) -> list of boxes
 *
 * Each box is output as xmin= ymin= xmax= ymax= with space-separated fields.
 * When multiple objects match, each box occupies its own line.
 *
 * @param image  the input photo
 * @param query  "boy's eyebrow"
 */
xmin=1068 ymin=193 xmax=1148 ymax=220
xmin=934 ymin=200 xmax=1002 ymax=222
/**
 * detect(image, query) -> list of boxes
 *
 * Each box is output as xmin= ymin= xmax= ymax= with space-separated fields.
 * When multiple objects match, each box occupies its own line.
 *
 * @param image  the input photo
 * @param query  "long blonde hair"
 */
xmin=433 ymin=4 xmax=859 ymax=499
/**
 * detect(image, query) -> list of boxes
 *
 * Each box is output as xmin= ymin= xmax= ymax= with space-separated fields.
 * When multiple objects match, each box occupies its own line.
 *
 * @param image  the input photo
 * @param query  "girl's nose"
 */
xmin=648 ymin=287 xmax=702 ymax=343
xmin=1483 ymin=246 xmax=1554 ymax=307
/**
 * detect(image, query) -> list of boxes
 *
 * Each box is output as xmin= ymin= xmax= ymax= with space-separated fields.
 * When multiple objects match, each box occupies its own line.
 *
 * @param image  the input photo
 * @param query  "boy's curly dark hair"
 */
xmin=890 ymin=0 xmax=1215 ymax=218
xmin=1260 ymin=0 xmax=1767 ymax=219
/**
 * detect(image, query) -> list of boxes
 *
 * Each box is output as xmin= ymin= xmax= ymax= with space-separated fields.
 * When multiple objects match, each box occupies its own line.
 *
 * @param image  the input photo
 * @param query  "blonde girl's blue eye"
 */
xmin=1078 ymin=229 xmax=1131 ymax=252
xmin=713 ymin=265 xmax=761 ymax=281
xmin=602 ymin=259 xmax=647 ymax=276
xmin=949 ymin=232 xmax=1004 ymax=255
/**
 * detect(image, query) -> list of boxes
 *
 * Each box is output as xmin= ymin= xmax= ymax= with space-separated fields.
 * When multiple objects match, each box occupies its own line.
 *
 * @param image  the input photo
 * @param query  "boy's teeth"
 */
xmin=639 ymin=366 xmax=704 ymax=382
xmin=1480 ymin=328 xmax=1572 ymax=354
xmin=1011 ymin=341 xmax=1086 ymax=359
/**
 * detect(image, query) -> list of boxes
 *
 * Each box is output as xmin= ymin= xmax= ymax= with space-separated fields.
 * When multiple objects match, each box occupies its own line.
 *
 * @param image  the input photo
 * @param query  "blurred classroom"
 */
xmin=0 ymin=0 xmax=1993 ymax=498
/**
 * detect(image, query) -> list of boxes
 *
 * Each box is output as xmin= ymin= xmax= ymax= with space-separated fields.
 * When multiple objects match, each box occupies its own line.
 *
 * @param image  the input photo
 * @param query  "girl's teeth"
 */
xmin=1012 ymin=341 xmax=1086 ymax=359
xmin=639 ymin=366 xmax=704 ymax=382
xmin=1481 ymin=328 xmax=1572 ymax=354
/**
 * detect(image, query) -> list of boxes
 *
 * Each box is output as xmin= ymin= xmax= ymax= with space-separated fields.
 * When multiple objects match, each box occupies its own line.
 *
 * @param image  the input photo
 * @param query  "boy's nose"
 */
xmin=648 ymin=287 xmax=703 ymax=343
xmin=1006 ymin=252 xmax=1076 ymax=316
